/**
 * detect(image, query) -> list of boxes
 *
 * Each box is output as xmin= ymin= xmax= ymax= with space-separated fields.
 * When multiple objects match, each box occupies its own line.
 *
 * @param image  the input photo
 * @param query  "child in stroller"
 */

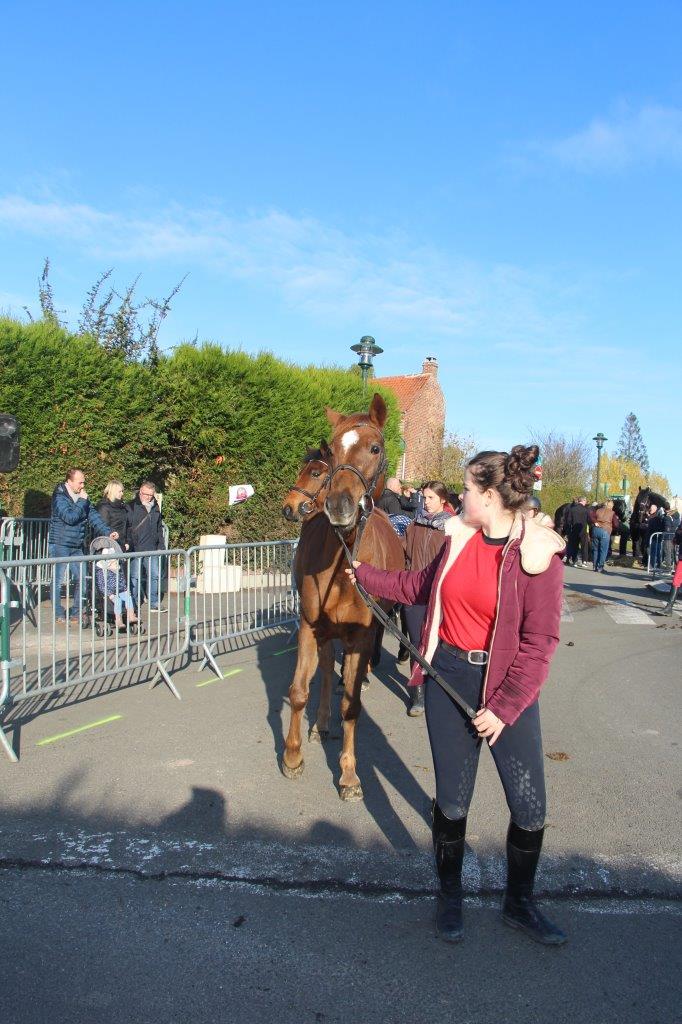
xmin=90 ymin=538 xmax=143 ymax=635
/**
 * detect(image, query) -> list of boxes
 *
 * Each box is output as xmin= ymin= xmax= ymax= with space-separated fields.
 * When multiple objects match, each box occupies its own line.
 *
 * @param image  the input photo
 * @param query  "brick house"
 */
xmin=375 ymin=357 xmax=445 ymax=482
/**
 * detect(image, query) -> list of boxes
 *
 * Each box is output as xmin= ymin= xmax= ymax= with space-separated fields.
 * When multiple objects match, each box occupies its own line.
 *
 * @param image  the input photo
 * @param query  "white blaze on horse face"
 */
xmin=340 ymin=429 xmax=360 ymax=455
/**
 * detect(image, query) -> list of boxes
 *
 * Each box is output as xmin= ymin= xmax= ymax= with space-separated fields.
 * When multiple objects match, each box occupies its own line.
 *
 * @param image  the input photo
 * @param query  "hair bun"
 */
xmin=505 ymin=444 xmax=539 ymax=496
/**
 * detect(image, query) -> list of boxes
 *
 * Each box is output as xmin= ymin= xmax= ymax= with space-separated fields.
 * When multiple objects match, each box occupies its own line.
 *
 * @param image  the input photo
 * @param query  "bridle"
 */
xmin=327 ymin=424 xmax=390 ymax=570
xmin=328 ymin=425 xmax=388 ymax=523
xmin=322 ymin=422 xmax=476 ymax=721
xmin=289 ymin=458 xmax=331 ymax=517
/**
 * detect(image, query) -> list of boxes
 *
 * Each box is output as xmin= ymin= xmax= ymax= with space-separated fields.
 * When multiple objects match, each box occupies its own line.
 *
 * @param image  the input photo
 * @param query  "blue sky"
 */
xmin=1 ymin=1 xmax=680 ymax=491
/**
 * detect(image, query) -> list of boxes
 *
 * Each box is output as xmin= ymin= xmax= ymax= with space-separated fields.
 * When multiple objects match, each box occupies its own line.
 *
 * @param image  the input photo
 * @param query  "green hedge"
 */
xmin=0 ymin=319 xmax=401 ymax=545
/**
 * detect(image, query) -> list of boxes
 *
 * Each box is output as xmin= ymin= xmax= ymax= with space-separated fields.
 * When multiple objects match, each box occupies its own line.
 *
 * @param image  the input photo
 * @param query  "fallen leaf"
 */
xmin=545 ymin=751 xmax=570 ymax=762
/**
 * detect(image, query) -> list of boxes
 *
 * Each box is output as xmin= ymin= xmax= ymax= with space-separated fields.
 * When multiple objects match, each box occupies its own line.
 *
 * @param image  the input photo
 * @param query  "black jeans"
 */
xmin=425 ymin=644 xmax=546 ymax=830
xmin=404 ymin=603 xmax=427 ymax=673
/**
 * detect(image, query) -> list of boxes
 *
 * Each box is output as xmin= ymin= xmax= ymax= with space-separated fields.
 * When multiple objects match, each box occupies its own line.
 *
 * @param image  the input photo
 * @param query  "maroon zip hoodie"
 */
xmin=354 ymin=514 xmax=565 ymax=725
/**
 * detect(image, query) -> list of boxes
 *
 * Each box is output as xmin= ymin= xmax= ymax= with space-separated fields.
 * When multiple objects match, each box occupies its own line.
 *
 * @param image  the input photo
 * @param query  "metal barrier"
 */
xmin=0 ymin=549 xmax=191 ymax=762
xmin=0 ymin=516 xmax=171 ymax=610
xmin=647 ymin=532 xmax=677 ymax=578
xmin=188 ymin=540 xmax=299 ymax=678
xmin=0 ymin=538 xmax=300 ymax=760
xmin=0 ymin=518 xmax=52 ymax=609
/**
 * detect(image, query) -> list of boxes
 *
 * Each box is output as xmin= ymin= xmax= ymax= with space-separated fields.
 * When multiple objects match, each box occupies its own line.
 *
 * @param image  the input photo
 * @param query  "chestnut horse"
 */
xmin=281 ymin=394 xmax=404 ymax=800
xmin=282 ymin=444 xmax=331 ymax=522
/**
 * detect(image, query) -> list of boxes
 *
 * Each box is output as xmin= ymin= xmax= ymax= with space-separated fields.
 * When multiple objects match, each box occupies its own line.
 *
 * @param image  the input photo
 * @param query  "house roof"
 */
xmin=374 ymin=373 xmax=431 ymax=413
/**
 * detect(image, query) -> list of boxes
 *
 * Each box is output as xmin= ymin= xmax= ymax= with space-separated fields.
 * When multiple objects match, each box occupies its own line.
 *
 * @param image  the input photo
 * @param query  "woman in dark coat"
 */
xmin=402 ymin=481 xmax=453 ymax=716
xmin=96 ymin=481 xmax=131 ymax=550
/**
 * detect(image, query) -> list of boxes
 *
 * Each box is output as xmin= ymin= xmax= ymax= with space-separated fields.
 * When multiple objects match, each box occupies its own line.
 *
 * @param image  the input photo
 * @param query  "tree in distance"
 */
xmin=616 ymin=412 xmax=649 ymax=474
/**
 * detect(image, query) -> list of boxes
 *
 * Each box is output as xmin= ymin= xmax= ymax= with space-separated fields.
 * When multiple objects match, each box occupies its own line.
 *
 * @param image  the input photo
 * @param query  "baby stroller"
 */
xmin=90 ymin=537 xmax=145 ymax=637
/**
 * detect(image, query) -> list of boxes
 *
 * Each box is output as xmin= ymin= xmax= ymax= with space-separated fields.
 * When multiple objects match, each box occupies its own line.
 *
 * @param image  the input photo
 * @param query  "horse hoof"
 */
xmin=281 ymin=759 xmax=305 ymax=780
xmin=339 ymin=783 xmax=364 ymax=802
xmin=361 ymin=676 xmax=370 ymax=691
xmin=309 ymin=726 xmax=329 ymax=743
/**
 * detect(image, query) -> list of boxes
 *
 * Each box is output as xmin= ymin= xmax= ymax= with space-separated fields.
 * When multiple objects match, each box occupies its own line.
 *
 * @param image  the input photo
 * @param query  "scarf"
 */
xmin=412 ymin=508 xmax=452 ymax=532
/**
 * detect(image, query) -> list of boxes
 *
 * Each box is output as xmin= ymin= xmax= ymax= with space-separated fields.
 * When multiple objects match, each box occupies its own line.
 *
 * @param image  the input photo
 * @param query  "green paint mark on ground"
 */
xmin=272 ymin=646 xmax=298 ymax=657
xmin=196 ymin=668 xmax=243 ymax=688
xmin=37 ymin=714 xmax=123 ymax=746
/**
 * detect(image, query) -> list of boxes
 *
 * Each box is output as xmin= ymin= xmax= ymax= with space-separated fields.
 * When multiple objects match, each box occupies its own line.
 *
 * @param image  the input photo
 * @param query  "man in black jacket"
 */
xmin=564 ymin=496 xmax=589 ymax=567
xmin=127 ymin=481 xmax=166 ymax=611
xmin=376 ymin=477 xmax=419 ymax=517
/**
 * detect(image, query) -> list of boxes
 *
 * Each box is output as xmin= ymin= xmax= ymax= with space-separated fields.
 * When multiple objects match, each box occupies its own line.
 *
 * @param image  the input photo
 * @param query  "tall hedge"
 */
xmin=0 ymin=319 xmax=401 ymax=545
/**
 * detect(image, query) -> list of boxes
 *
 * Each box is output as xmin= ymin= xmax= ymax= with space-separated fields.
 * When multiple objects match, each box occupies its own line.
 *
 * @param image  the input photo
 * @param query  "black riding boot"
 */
xmin=432 ymin=802 xmax=466 ymax=943
xmin=661 ymin=586 xmax=678 ymax=616
xmin=408 ymin=683 xmax=425 ymax=716
xmin=502 ymin=822 xmax=566 ymax=945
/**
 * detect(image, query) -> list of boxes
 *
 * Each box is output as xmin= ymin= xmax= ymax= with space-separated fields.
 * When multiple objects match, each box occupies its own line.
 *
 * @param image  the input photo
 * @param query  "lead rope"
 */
xmin=334 ymin=517 xmax=476 ymax=720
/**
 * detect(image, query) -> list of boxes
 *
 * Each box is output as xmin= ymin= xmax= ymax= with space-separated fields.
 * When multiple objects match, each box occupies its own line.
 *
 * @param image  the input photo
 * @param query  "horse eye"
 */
xmin=371 ymin=444 xmax=381 ymax=455
xmin=312 ymin=470 xmax=320 ymax=477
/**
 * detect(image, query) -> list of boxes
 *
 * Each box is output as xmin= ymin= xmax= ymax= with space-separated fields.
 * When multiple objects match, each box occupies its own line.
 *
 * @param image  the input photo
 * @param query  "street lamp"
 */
xmin=593 ymin=432 xmax=607 ymax=499
xmin=351 ymin=335 xmax=383 ymax=391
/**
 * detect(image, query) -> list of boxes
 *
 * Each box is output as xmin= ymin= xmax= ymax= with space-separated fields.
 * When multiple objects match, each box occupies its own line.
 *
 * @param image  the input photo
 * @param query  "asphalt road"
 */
xmin=0 ymin=562 xmax=680 ymax=1023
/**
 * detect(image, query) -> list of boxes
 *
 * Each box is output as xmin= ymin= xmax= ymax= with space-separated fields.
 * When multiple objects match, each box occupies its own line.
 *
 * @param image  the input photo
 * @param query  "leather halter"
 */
xmin=289 ymin=459 xmax=331 ymax=515
xmin=328 ymin=426 xmax=388 ymax=520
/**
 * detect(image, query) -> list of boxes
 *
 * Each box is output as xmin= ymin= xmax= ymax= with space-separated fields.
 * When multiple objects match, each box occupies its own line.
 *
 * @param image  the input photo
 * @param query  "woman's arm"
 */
xmin=352 ymin=547 xmax=446 ymax=605
xmin=485 ymin=555 xmax=564 ymax=725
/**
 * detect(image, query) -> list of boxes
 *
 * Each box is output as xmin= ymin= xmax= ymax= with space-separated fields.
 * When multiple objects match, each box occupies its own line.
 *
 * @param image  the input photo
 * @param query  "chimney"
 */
xmin=422 ymin=356 xmax=438 ymax=378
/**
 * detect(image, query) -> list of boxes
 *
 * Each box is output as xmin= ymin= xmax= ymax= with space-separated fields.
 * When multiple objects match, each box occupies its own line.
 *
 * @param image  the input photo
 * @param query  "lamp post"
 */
xmin=593 ymin=432 xmax=607 ymax=499
xmin=351 ymin=335 xmax=383 ymax=391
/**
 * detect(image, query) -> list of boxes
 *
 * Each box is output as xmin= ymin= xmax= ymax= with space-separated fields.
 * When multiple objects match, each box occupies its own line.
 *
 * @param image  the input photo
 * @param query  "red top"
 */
xmin=438 ymin=532 xmax=507 ymax=651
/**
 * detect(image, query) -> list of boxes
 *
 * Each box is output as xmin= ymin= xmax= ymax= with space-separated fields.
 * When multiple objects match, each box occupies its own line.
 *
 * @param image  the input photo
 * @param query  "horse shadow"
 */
xmin=256 ymin=634 xmax=432 ymax=849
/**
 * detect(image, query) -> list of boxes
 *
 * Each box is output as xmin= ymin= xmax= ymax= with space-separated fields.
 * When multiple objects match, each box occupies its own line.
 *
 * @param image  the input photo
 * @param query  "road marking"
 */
xmin=560 ymin=599 xmax=574 ymax=622
xmin=196 ymin=668 xmax=243 ymax=688
xmin=604 ymin=601 xmax=656 ymax=626
xmin=37 ymin=715 xmax=123 ymax=746
xmin=273 ymin=646 xmax=298 ymax=656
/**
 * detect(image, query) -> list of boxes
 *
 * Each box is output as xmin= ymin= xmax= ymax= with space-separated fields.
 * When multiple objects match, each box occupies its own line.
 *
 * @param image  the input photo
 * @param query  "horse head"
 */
xmin=323 ymin=392 xmax=388 ymax=533
xmin=282 ymin=442 xmax=332 ymax=522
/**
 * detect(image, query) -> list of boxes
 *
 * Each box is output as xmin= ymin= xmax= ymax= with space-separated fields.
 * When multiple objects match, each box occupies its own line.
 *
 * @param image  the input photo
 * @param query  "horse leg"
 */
xmin=338 ymin=644 xmax=370 ymax=801
xmin=282 ymin=621 xmax=319 ymax=779
xmin=310 ymin=640 xmax=333 ymax=743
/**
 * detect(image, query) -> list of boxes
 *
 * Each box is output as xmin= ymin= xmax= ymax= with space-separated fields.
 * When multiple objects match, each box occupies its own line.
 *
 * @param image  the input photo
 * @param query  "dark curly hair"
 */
xmin=466 ymin=445 xmax=540 ymax=512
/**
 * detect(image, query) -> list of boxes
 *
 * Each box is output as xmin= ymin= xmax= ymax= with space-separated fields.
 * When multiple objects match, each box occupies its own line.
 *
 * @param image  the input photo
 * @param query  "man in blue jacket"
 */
xmin=49 ymin=468 xmax=118 ymax=622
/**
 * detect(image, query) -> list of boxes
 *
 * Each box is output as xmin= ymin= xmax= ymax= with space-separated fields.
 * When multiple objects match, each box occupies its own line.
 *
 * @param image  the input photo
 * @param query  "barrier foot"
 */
xmin=0 ymin=720 xmax=18 ymax=763
xmin=150 ymin=661 xmax=181 ymax=701
xmin=199 ymin=643 xmax=223 ymax=680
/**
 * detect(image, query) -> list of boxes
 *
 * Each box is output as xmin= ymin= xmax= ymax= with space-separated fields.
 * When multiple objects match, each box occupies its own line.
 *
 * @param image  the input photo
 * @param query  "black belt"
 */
xmin=439 ymin=640 xmax=488 ymax=666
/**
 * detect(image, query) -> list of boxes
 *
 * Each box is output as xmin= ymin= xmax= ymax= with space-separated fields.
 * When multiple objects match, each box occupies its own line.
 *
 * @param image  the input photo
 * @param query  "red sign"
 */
xmin=533 ymin=464 xmax=543 ymax=480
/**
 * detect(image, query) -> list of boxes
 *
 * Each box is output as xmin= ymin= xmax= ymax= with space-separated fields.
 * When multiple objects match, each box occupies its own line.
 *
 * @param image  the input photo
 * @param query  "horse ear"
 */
xmin=320 ymin=439 xmax=331 ymax=457
xmin=325 ymin=407 xmax=344 ymax=429
xmin=368 ymin=392 xmax=387 ymax=428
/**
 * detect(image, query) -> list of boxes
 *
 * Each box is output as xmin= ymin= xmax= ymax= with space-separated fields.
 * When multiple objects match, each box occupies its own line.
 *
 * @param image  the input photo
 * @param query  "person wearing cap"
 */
xmin=523 ymin=495 xmax=554 ymax=528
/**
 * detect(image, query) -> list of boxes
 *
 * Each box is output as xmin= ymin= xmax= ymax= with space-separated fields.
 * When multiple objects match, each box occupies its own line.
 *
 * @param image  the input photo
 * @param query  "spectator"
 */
xmin=376 ymin=477 xmax=418 ymax=517
xmin=646 ymin=505 xmax=665 ymax=570
xmin=563 ymin=497 xmax=589 ymax=567
xmin=127 ymin=481 xmax=166 ymax=612
xmin=48 ymin=468 xmax=118 ymax=623
xmin=401 ymin=481 xmax=454 ymax=716
xmin=523 ymin=496 xmax=554 ymax=528
xmin=96 ymin=480 xmax=131 ymax=550
xmin=589 ymin=500 xmax=619 ymax=574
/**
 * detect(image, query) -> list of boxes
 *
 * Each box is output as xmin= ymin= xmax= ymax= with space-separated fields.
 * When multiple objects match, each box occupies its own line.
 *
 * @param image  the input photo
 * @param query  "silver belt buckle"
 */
xmin=468 ymin=650 xmax=488 ymax=666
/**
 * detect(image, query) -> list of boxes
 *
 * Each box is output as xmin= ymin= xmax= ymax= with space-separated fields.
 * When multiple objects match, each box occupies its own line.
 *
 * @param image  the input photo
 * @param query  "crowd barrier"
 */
xmin=188 ymin=540 xmax=299 ymax=677
xmin=0 ymin=538 xmax=299 ymax=763
xmin=646 ymin=531 xmax=677 ymax=578
xmin=0 ymin=517 xmax=52 ymax=610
